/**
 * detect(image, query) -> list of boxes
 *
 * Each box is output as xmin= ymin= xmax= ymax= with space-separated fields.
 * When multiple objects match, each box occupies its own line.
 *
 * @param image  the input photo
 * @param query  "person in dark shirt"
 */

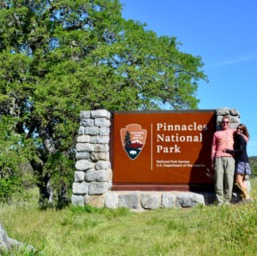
xmin=225 ymin=124 xmax=251 ymax=201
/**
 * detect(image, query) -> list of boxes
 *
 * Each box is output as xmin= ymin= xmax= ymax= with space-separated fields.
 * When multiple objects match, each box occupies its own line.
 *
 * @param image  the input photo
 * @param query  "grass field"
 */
xmin=1 ymin=178 xmax=257 ymax=256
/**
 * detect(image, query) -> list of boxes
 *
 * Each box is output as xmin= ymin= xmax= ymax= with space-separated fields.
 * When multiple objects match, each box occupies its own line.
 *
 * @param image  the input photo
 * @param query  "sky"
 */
xmin=120 ymin=0 xmax=257 ymax=156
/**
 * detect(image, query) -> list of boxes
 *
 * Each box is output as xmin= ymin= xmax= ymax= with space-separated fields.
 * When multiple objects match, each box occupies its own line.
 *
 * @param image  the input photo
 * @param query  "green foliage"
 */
xmin=0 ymin=0 xmax=207 ymax=204
xmin=0 ymin=178 xmax=20 ymax=203
xmin=253 ymin=166 xmax=257 ymax=177
xmin=249 ymin=156 xmax=257 ymax=176
xmin=0 ymin=117 xmax=36 ymax=202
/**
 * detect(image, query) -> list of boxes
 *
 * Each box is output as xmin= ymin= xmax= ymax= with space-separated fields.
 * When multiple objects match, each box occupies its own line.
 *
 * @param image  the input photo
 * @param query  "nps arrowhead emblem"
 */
xmin=120 ymin=124 xmax=147 ymax=160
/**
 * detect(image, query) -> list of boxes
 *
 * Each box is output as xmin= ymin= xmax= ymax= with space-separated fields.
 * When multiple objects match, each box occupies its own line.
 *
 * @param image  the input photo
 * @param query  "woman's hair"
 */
xmin=237 ymin=123 xmax=250 ymax=138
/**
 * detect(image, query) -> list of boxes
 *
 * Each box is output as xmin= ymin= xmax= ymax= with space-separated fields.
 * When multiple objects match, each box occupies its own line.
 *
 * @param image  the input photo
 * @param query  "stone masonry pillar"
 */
xmin=71 ymin=110 xmax=112 ymax=206
xmin=215 ymin=107 xmax=241 ymax=130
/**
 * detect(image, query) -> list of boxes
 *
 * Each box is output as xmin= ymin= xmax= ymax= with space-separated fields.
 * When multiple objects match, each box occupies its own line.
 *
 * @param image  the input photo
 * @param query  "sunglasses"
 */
xmin=222 ymin=121 xmax=229 ymax=124
xmin=237 ymin=127 xmax=243 ymax=131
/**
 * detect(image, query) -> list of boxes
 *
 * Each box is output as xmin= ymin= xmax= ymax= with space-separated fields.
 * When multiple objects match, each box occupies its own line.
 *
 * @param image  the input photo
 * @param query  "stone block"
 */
xmin=76 ymin=143 xmax=94 ymax=152
xmin=161 ymin=193 xmax=176 ymax=208
xmin=90 ymin=152 xmax=110 ymax=161
xmin=118 ymin=193 xmax=140 ymax=209
xmin=105 ymin=192 xmax=119 ymax=209
xmin=88 ymin=182 xmax=111 ymax=195
xmin=85 ymin=127 xmax=99 ymax=135
xmin=72 ymin=182 xmax=89 ymax=194
xmin=216 ymin=108 xmax=230 ymax=116
xmin=98 ymin=152 xmax=110 ymax=160
xmin=74 ymin=171 xmax=84 ymax=182
xmin=81 ymin=119 xmax=94 ymax=127
xmin=71 ymin=195 xmax=85 ymax=206
xmin=76 ymin=151 xmax=90 ymax=160
xmin=95 ymin=160 xmax=110 ymax=170
xmin=78 ymin=126 xmax=84 ymax=135
xmin=175 ymin=192 xmax=205 ymax=208
xmin=85 ymin=194 xmax=106 ymax=208
xmin=90 ymin=136 xmax=110 ymax=144
xmin=80 ymin=111 xmax=91 ymax=119
xmin=229 ymin=108 xmax=240 ymax=117
xmin=75 ymin=160 xmax=95 ymax=171
xmin=94 ymin=144 xmax=109 ymax=152
xmin=85 ymin=169 xmax=112 ymax=182
xmin=230 ymin=116 xmax=240 ymax=124
xmin=91 ymin=110 xmax=110 ymax=119
xmin=99 ymin=127 xmax=110 ymax=136
xmin=90 ymin=152 xmax=100 ymax=161
xmin=77 ymin=135 xmax=91 ymax=143
xmin=141 ymin=193 xmax=160 ymax=209
xmin=95 ymin=118 xmax=111 ymax=127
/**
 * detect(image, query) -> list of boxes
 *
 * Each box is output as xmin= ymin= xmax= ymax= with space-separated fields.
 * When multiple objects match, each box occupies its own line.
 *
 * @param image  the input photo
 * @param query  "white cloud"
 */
xmin=206 ymin=53 xmax=257 ymax=68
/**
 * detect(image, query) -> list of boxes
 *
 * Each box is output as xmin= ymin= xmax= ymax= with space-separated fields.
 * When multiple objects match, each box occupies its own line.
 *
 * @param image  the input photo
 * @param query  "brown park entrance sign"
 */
xmin=111 ymin=110 xmax=216 ymax=192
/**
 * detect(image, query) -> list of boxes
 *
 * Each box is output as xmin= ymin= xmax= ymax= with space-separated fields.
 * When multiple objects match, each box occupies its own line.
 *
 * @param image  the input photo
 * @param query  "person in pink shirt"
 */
xmin=211 ymin=116 xmax=236 ymax=205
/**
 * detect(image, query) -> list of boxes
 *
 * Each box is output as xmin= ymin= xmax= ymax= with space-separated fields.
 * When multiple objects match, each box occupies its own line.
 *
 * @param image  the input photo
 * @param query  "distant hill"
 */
xmin=249 ymin=156 xmax=257 ymax=176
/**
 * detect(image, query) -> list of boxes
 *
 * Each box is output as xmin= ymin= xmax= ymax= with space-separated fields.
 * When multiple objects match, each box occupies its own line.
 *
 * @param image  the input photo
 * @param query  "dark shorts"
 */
xmin=236 ymin=162 xmax=251 ymax=175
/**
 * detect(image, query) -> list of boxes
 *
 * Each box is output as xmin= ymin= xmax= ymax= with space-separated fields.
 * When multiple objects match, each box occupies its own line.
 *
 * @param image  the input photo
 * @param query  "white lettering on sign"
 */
xmin=156 ymin=144 xmax=181 ymax=153
xmin=155 ymin=122 xmax=208 ymax=154
xmin=156 ymin=122 xmax=208 ymax=131
xmin=156 ymin=133 xmax=202 ymax=142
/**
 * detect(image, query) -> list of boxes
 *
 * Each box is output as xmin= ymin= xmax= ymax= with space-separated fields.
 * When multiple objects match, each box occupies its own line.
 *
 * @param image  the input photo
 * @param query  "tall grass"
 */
xmin=1 ymin=179 xmax=257 ymax=256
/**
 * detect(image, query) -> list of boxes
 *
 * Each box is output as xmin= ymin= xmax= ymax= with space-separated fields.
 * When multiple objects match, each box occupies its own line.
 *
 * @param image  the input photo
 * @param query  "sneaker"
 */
xmin=235 ymin=183 xmax=242 ymax=191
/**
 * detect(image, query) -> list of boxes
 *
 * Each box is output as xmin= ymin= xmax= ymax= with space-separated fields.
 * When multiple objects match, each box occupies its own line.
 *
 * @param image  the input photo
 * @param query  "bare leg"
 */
xmin=236 ymin=174 xmax=250 ymax=200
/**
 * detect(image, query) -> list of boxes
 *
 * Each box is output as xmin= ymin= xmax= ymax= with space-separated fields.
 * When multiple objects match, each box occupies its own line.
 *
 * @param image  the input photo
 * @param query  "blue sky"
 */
xmin=120 ymin=0 xmax=257 ymax=156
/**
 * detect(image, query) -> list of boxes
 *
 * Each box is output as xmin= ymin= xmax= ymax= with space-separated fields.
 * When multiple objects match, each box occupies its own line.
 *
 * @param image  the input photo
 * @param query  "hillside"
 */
xmin=249 ymin=156 xmax=257 ymax=176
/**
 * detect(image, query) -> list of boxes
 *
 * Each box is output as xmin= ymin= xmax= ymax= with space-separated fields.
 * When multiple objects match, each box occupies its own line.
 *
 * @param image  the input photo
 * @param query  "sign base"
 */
xmin=112 ymin=183 xmax=215 ymax=192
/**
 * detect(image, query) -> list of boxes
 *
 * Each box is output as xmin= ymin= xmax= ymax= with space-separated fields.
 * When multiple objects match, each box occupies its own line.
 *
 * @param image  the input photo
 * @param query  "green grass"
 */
xmin=1 ymin=179 xmax=257 ymax=256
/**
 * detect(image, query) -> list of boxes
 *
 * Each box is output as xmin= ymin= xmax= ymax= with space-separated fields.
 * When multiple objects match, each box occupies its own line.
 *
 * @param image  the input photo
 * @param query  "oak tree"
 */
xmin=0 ymin=0 xmax=207 ymax=204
